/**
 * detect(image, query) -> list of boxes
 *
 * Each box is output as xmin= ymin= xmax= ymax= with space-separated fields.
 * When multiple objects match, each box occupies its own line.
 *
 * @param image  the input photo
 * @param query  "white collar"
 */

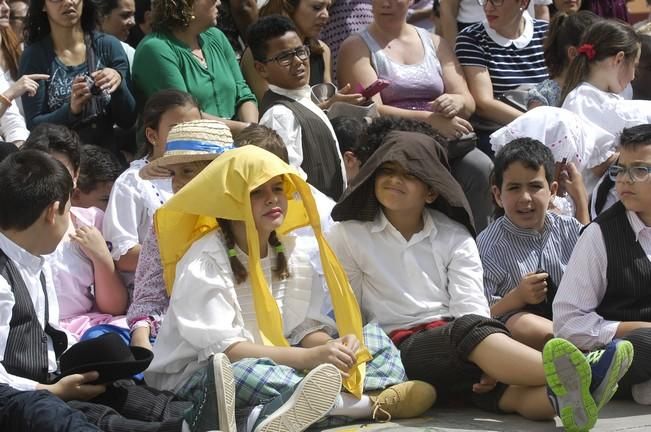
xmin=370 ymin=209 xmax=437 ymax=244
xmin=0 ymin=231 xmax=45 ymax=274
xmin=482 ymin=12 xmax=534 ymax=49
xmin=268 ymin=84 xmax=312 ymax=102
xmin=627 ymin=210 xmax=651 ymax=242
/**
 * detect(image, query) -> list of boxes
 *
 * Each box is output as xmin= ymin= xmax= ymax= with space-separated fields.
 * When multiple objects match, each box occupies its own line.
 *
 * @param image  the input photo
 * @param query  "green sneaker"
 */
xmin=586 ymin=339 xmax=634 ymax=412
xmin=543 ymin=338 xmax=597 ymax=432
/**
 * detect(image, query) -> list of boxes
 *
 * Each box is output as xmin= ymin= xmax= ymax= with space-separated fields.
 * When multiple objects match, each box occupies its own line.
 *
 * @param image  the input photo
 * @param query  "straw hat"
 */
xmin=140 ymin=120 xmax=234 ymax=179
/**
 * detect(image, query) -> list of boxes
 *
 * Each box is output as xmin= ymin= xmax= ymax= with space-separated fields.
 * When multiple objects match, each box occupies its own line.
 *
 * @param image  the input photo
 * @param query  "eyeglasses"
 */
xmin=9 ymin=15 xmax=27 ymax=21
xmin=476 ymin=0 xmax=505 ymax=7
xmin=263 ymin=46 xmax=310 ymax=67
xmin=608 ymin=164 xmax=651 ymax=182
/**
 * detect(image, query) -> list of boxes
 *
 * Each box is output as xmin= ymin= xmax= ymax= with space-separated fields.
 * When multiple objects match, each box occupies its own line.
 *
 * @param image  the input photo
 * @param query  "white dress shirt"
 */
xmin=553 ymin=210 xmax=651 ymax=350
xmin=146 ymin=231 xmax=336 ymax=392
xmin=327 ymin=208 xmax=490 ymax=334
xmin=0 ymin=232 xmax=66 ymax=390
xmin=260 ymin=84 xmax=347 ymax=190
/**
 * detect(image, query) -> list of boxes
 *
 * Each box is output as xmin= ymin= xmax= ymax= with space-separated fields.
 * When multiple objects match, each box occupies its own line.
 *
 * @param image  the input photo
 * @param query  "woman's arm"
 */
xmin=337 ymin=34 xmax=472 ymax=138
xmin=462 ymin=66 xmax=523 ymax=125
xmin=433 ymin=34 xmax=475 ymax=119
xmin=439 ymin=0 xmax=461 ymax=45
xmin=321 ymin=41 xmax=332 ymax=84
xmin=19 ymin=44 xmax=81 ymax=129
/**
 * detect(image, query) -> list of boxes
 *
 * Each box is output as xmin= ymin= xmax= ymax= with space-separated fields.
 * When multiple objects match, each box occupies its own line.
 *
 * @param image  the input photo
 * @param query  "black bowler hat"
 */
xmin=58 ymin=333 xmax=153 ymax=383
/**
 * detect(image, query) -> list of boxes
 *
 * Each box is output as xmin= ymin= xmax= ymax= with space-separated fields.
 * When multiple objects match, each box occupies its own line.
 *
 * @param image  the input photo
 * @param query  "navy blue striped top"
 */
xmin=455 ymin=17 xmax=549 ymax=97
xmin=477 ymin=212 xmax=582 ymax=306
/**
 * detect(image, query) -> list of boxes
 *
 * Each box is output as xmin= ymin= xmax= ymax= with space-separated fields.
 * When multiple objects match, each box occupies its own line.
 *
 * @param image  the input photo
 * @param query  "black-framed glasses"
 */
xmin=9 ymin=14 xmax=27 ymax=21
xmin=608 ymin=164 xmax=651 ymax=182
xmin=477 ymin=0 xmax=505 ymax=7
xmin=263 ymin=46 xmax=310 ymax=67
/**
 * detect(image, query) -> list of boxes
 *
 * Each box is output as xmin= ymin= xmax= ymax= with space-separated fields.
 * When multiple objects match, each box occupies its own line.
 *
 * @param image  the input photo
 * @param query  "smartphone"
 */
xmin=360 ymin=79 xmax=390 ymax=100
xmin=554 ymin=157 xmax=568 ymax=197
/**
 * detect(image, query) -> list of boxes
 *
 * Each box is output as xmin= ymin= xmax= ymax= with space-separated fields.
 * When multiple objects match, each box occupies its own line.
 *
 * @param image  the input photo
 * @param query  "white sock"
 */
xmin=181 ymin=420 xmax=191 ymax=432
xmin=632 ymin=379 xmax=651 ymax=405
xmin=328 ymin=393 xmax=373 ymax=419
xmin=246 ymin=404 xmax=263 ymax=432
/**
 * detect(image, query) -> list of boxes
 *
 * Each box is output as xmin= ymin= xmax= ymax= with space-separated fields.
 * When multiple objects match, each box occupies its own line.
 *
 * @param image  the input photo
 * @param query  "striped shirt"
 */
xmin=477 ymin=212 xmax=582 ymax=306
xmin=455 ymin=16 xmax=549 ymax=97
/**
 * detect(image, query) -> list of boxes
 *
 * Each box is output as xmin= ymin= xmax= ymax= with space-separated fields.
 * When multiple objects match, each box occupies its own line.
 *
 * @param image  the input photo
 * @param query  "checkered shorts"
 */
xmin=233 ymin=322 xmax=406 ymax=408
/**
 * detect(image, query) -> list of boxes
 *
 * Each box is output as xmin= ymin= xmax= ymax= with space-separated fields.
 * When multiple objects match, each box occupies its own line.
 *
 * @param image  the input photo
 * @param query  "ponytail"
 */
xmin=544 ymin=11 xmax=599 ymax=79
xmin=560 ymin=19 xmax=641 ymax=103
xmin=218 ymin=219 xmax=248 ymax=284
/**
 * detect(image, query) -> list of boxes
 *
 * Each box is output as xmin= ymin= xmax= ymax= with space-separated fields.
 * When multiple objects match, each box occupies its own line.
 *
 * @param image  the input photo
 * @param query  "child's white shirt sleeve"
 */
xmin=553 ymin=222 xmax=618 ymax=350
xmin=260 ymin=105 xmax=309 ymax=180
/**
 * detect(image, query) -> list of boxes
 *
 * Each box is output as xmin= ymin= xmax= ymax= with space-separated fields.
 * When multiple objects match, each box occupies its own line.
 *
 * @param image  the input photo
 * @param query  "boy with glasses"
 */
xmin=554 ymin=124 xmax=651 ymax=406
xmin=250 ymin=15 xmax=347 ymax=201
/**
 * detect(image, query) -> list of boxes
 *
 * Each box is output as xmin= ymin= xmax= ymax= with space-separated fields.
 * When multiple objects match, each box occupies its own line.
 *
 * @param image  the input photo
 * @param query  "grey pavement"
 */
xmin=321 ymin=401 xmax=651 ymax=431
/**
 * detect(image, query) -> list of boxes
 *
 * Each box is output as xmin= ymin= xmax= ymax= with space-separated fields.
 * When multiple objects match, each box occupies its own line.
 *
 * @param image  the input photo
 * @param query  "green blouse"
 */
xmin=132 ymin=28 xmax=256 ymax=119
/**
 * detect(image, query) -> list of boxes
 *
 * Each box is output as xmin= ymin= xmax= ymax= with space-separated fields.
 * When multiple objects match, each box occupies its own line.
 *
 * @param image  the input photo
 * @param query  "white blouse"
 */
xmin=146 ymin=230 xmax=335 ymax=392
xmin=102 ymin=158 xmax=173 ymax=261
xmin=562 ymin=82 xmax=651 ymax=156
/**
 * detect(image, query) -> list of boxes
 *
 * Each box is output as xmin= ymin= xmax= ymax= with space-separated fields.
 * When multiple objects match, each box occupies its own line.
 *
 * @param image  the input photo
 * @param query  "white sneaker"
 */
xmin=213 ymin=353 xmax=237 ymax=432
xmin=253 ymin=363 xmax=342 ymax=432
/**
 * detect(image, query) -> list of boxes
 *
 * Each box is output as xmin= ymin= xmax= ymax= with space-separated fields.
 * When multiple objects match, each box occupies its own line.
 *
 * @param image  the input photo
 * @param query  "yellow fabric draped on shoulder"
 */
xmin=155 ymin=145 xmax=370 ymax=397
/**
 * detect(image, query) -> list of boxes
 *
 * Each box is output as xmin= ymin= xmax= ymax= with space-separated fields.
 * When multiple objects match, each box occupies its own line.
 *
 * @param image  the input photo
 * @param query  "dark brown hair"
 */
xmin=561 ymin=20 xmax=641 ymax=102
xmin=218 ymin=218 xmax=290 ymax=284
xmin=234 ymin=124 xmax=290 ymax=163
xmin=544 ymin=11 xmax=599 ymax=79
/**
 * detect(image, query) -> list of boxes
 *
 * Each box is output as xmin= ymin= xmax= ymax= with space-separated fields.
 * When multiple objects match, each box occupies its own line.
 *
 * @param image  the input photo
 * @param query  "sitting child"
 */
xmin=527 ymin=11 xmax=600 ymax=109
xmin=554 ymin=124 xmax=651 ymax=406
xmin=327 ymin=130 xmax=632 ymax=431
xmin=251 ymin=15 xmax=347 ymax=200
xmin=128 ymin=124 xmax=336 ymax=351
xmin=127 ymin=120 xmax=236 ymax=350
xmin=490 ymin=106 xmax=602 ymax=224
xmin=22 ymin=124 xmax=128 ymax=340
xmin=478 ymin=138 xmax=584 ymax=350
xmin=330 ymin=116 xmax=370 ymax=183
xmin=72 ymin=145 xmax=124 ymax=212
xmin=146 ymin=146 xmax=436 ymax=431
xmin=0 ymin=150 xmax=238 ymax=432
xmin=102 ymin=89 xmax=200 ymax=283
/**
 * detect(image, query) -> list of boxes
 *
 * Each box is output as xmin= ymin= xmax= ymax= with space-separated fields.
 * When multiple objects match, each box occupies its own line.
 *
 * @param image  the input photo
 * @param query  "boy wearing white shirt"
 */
xmin=554 ymin=124 xmax=651 ymax=405
xmin=0 ymin=150 xmax=237 ymax=432
xmin=328 ymin=130 xmax=630 ymax=432
xmin=251 ymin=16 xmax=346 ymax=201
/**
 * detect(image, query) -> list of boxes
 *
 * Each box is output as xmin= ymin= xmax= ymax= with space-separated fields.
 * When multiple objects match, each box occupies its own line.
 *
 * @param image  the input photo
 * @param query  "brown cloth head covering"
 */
xmin=331 ymin=130 xmax=476 ymax=237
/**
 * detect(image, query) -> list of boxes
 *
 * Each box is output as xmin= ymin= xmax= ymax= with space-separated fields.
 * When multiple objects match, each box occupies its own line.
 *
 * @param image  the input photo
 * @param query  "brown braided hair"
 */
xmin=218 ymin=219 xmax=290 ymax=284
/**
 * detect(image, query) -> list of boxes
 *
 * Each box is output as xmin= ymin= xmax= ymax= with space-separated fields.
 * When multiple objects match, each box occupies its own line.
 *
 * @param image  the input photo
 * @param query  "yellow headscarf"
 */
xmin=155 ymin=145 xmax=371 ymax=397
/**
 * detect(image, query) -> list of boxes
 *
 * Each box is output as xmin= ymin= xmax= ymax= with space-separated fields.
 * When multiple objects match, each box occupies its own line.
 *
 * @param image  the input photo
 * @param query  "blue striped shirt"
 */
xmin=477 ymin=212 xmax=582 ymax=306
xmin=455 ymin=18 xmax=549 ymax=96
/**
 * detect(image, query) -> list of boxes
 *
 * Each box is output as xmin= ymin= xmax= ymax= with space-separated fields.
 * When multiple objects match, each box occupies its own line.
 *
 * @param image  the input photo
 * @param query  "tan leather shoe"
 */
xmin=368 ymin=380 xmax=436 ymax=422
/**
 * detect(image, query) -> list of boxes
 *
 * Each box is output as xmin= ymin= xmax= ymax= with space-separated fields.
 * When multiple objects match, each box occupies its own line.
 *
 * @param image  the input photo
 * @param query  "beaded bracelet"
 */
xmin=0 ymin=93 xmax=12 ymax=108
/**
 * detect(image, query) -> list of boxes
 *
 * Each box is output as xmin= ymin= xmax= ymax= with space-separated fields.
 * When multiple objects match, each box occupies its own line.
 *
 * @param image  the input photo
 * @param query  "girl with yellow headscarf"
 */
xmin=145 ymin=145 xmax=434 ymax=431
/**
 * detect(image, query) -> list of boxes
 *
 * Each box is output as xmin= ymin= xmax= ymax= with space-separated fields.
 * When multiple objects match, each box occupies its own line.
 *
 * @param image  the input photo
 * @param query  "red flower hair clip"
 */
xmin=577 ymin=43 xmax=596 ymax=61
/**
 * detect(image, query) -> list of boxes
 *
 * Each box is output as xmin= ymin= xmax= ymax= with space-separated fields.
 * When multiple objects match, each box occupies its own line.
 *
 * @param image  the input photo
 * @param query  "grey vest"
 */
xmin=260 ymin=90 xmax=344 ymax=200
xmin=0 ymin=248 xmax=67 ymax=383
